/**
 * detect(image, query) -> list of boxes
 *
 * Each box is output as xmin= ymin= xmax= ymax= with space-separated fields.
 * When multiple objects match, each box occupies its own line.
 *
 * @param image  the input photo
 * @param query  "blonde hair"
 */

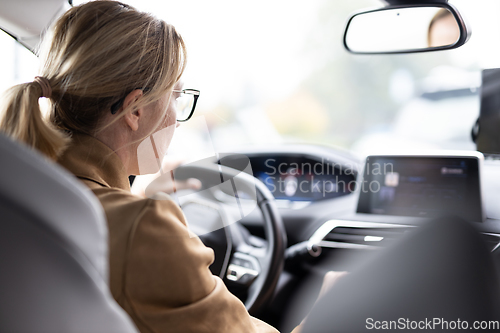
xmin=0 ymin=0 xmax=186 ymax=160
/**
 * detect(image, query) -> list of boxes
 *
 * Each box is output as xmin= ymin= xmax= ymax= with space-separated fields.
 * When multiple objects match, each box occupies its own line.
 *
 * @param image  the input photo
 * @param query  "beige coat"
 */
xmin=58 ymin=134 xmax=281 ymax=333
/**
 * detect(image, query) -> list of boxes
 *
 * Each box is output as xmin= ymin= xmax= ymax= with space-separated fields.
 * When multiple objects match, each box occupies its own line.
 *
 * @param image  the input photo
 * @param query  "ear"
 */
xmin=122 ymin=89 xmax=144 ymax=132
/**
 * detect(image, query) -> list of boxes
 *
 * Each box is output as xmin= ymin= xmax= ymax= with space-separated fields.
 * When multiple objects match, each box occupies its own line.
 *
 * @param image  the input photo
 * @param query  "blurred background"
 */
xmin=1 ymin=0 xmax=500 ymax=157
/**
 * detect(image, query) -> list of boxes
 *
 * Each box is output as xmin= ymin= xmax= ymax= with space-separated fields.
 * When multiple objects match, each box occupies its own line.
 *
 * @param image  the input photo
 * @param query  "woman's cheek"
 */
xmin=166 ymin=101 xmax=177 ymax=127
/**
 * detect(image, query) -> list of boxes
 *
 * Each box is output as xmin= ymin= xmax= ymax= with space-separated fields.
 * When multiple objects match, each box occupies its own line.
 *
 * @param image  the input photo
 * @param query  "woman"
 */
xmin=0 ymin=1 xmax=282 ymax=332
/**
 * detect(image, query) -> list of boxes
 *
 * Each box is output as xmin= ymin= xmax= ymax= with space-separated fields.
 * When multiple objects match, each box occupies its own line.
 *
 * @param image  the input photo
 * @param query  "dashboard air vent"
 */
xmin=323 ymin=226 xmax=410 ymax=248
xmin=308 ymin=220 xmax=413 ymax=251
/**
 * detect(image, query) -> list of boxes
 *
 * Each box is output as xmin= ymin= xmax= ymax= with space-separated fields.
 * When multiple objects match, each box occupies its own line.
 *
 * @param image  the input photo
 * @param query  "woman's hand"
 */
xmin=292 ymin=271 xmax=348 ymax=333
xmin=318 ymin=271 xmax=348 ymax=299
xmin=131 ymin=156 xmax=201 ymax=198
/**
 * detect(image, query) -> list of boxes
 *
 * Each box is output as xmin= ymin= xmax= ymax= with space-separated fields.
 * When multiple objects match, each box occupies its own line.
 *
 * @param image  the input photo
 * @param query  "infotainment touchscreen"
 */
xmin=356 ymin=155 xmax=484 ymax=222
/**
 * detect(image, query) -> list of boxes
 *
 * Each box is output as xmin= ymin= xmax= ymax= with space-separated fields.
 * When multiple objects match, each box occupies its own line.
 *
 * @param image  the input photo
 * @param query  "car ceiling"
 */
xmin=0 ymin=0 xmax=70 ymax=51
xmin=0 ymin=0 xmax=453 ymax=52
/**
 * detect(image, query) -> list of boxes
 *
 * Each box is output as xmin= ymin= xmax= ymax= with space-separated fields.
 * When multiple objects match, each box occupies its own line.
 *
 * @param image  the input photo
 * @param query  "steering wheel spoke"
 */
xmin=226 ymin=252 xmax=261 ymax=286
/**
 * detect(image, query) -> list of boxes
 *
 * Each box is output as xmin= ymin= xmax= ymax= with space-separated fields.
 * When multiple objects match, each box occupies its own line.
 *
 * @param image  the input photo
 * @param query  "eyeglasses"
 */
xmin=173 ymin=89 xmax=200 ymax=122
xmin=110 ymin=88 xmax=200 ymax=122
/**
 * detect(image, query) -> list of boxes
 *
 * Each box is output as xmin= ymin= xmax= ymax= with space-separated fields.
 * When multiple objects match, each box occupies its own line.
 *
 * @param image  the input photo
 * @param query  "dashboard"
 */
xmin=236 ymin=145 xmax=500 ymax=330
xmin=174 ymin=144 xmax=500 ymax=330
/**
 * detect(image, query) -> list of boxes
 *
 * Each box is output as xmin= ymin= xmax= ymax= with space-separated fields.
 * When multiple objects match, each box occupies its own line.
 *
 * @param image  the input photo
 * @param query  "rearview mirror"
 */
xmin=344 ymin=4 xmax=470 ymax=54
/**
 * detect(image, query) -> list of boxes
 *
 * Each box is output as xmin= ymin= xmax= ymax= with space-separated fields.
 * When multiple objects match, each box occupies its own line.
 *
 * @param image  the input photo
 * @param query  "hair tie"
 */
xmin=33 ymin=76 xmax=52 ymax=98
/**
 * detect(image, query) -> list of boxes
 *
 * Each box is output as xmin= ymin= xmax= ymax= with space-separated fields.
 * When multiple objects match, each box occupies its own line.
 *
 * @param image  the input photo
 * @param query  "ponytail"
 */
xmin=0 ymin=79 xmax=69 ymax=160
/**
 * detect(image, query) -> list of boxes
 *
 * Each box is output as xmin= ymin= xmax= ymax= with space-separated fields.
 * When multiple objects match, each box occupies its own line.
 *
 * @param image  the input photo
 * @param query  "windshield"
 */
xmin=2 ymin=0 xmax=500 ymax=156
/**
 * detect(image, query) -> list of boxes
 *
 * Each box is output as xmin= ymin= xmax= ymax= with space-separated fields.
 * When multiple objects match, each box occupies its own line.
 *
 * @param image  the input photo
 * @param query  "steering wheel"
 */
xmin=170 ymin=155 xmax=286 ymax=315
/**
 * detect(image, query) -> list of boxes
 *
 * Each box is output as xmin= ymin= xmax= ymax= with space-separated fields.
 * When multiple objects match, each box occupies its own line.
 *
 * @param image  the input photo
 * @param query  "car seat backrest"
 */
xmin=0 ymin=133 xmax=137 ymax=332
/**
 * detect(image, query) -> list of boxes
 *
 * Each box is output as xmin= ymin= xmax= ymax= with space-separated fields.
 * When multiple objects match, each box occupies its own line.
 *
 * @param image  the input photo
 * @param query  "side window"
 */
xmin=0 ymin=30 xmax=40 ymax=94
